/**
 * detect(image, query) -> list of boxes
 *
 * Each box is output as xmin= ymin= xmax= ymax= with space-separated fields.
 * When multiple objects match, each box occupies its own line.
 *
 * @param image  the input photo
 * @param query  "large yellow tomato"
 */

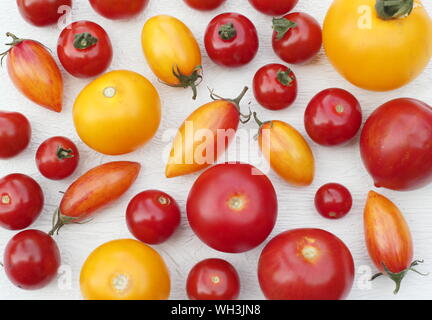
xmin=80 ymin=239 xmax=170 ymax=300
xmin=323 ymin=0 xmax=432 ymax=91
xmin=73 ymin=70 xmax=161 ymax=155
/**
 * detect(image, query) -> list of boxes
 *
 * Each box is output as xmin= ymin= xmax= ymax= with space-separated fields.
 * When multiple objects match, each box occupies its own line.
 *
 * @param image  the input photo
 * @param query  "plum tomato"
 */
xmin=89 ymin=0 xmax=148 ymax=20
xmin=184 ymin=0 xmax=226 ymax=11
xmin=17 ymin=0 xmax=72 ymax=27
xmin=315 ymin=183 xmax=352 ymax=219
xmin=248 ymin=0 xmax=298 ymax=16
xmin=0 ymin=111 xmax=31 ymax=159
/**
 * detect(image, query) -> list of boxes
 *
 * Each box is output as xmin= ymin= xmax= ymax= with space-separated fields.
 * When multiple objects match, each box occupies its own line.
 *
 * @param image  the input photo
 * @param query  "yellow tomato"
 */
xmin=142 ymin=15 xmax=202 ymax=99
xmin=73 ymin=70 xmax=161 ymax=155
xmin=80 ymin=239 xmax=170 ymax=300
xmin=323 ymin=0 xmax=432 ymax=91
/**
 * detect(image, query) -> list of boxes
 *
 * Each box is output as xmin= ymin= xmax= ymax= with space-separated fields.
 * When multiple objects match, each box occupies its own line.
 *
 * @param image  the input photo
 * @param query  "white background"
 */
xmin=1 ymin=0 xmax=432 ymax=300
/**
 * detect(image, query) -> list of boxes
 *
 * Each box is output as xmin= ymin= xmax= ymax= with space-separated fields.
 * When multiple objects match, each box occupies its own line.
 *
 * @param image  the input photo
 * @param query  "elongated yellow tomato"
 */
xmin=323 ymin=0 xmax=432 ymax=91
xmin=257 ymin=119 xmax=314 ymax=186
xmin=80 ymin=239 xmax=170 ymax=300
xmin=73 ymin=70 xmax=161 ymax=155
xmin=142 ymin=15 xmax=202 ymax=99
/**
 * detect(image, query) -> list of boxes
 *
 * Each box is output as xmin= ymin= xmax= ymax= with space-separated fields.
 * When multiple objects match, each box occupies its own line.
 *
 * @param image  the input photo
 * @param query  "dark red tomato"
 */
xmin=126 ymin=190 xmax=181 ymax=245
xmin=184 ymin=0 xmax=226 ymax=11
xmin=57 ymin=21 xmax=112 ymax=78
xmin=304 ymin=88 xmax=362 ymax=146
xmin=272 ymin=12 xmax=322 ymax=64
xmin=187 ymin=163 xmax=278 ymax=253
xmin=0 ymin=174 xmax=44 ymax=230
xmin=0 ymin=111 xmax=31 ymax=159
xmin=89 ymin=0 xmax=148 ymax=20
xmin=205 ymin=13 xmax=259 ymax=67
xmin=4 ymin=230 xmax=60 ymax=290
xmin=17 ymin=0 xmax=72 ymax=26
xmin=258 ymin=228 xmax=355 ymax=300
xmin=36 ymin=136 xmax=79 ymax=180
xmin=187 ymin=258 xmax=240 ymax=300
xmin=249 ymin=0 xmax=298 ymax=16
xmin=253 ymin=64 xmax=297 ymax=110
xmin=360 ymin=98 xmax=432 ymax=191
xmin=315 ymin=183 xmax=352 ymax=220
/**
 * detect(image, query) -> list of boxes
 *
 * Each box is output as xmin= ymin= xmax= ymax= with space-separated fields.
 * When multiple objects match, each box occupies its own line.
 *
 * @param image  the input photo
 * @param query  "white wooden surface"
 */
xmin=1 ymin=0 xmax=432 ymax=300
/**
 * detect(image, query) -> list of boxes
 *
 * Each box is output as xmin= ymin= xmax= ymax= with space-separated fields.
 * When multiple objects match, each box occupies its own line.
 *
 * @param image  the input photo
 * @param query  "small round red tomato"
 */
xmin=4 ymin=229 xmax=60 ymax=290
xmin=36 ymin=136 xmax=79 ymax=180
xmin=248 ymin=0 xmax=298 ymax=16
xmin=126 ymin=190 xmax=181 ymax=245
xmin=0 ymin=111 xmax=31 ymax=159
xmin=89 ymin=0 xmax=148 ymax=20
xmin=184 ymin=0 xmax=225 ymax=11
xmin=17 ymin=0 xmax=72 ymax=27
xmin=253 ymin=64 xmax=297 ymax=110
xmin=205 ymin=13 xmax=259 ymax=67
xmin=187 ymin=258 xmax=240 ymax=300
xmin=57 ymin=21 xmax=112 ymax=78
xmin=0 ymin=174 xmax=44 ymax=230
xmin=187 ymin=163 xmax=278 ymax=253
xmin=315 ymin=183 xmax=352 ymax=220
xmin=304 ymin=88 xmax=362 ymax=146
xmin=258 ymin=228 xmax=355 ymax=300
xmin=272 ymin=12 xmax=322 ymax=64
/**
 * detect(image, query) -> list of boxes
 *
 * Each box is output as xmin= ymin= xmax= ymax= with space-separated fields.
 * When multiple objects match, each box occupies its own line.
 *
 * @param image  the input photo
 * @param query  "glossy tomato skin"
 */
xmin=126 ymin=190 xmax=181 ymax=245
xmin=17 ymin=0 xmax=72 ymax=26
xmin=360 ymin=98 xmax=432 ymax=191
xmin=0 ymin=174 xmax=44 ymax=230
xmin=184 ymin=0 xmax=225 ymax=11
xmin=205 ymin=13 xmax=259 ymax=67
xmin=253 ymin=64 xmax=297 ymax=110
xmin=4 ymin=230 xmax=60 ymax=290
xmin=187 ymin=163 xmax=278 ymax=253
xmin=36 ymin=136 xmax=79 ymax=180
xmin=187 ymin=259 xmax=240 ymax=300
xmin=258 ymin=228 xmax=355 ymax=300
xmin=89 ymin=0 xmax=148 ymax=20
xmin=272 ymin=12 xmax=322 ymax=64
xmin=315 ymin=183 xmax=352 ymax=219
xmin=0 ymin=111 xmax=31 ymax=159
xmin=249 ymin=0 xmax=298 ymax=16
xmin=57 ymin=21 xmax=112 ymax=78
xmin=305 ymin=88 xmax=362 ymax=146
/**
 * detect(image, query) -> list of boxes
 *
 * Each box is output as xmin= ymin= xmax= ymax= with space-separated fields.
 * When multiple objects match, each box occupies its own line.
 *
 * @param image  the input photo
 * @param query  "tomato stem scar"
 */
xmin=1 ymin=194 xmax=11 ymax=204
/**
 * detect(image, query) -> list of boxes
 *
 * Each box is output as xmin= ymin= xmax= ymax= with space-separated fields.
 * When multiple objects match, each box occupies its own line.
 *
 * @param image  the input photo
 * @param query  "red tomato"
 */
xmin=4 ymin=229 xmax=60 ymax=290
xmin=253 ymin=64 xmax=298 ymax=110
xmin=272 ymin=12 xmax=322 ymax=64
xmin=36 ymin=136 xmax=79 ymax=180
xmin=187 ymin=163 xmax=278 ymax=253
xmin=187 ymin=259 xmax=240 ymax=300
xmin=184 ymin=0 xmax=226 ymax=11
xmin=126 ymin=190 xmax=181 ymax=245
xmin=360 ymin=98 xmax=432 ymax=191
xmin=0 ymin=111 xmax=31 ymax=159
xmin=57 ymin=21 xmax=113 ymax=78
xmin=0 ymin=174 xmax=44 ymax=230
xmin=17 ymin=0 xmax=72 ymax=27
xmin=248 ymin=0 xmax=298 ymax=16
xmin=258 ymin=228 xmax=355 ymax=300
xmin=204 ymin=13 xmax=259 ymax=67
xmin=305 ymin=88 xmax=362 ymax=146
xmin=315 ymin=183 xmax=352 ymax=220
xmin=89 ymin=0 xmax=148 ymax=20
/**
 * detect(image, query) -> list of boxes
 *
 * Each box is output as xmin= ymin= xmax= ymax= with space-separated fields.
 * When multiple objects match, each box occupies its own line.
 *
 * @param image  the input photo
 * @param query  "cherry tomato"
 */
xmin=253 ymin=64 xmax=297 ymax=110
xmin=187 ymin=163 xmax=278 ymax=253
xmin=0 ymin=174 xmax=44 ymax=230
xmin=205 ymin=13 xmax=259 ymax=67
xmin=187 ymin=259 xmax=240 ymax=300
xmin=126 ymin=190 xmax=181 ymax=245
xmin=184 ymin=0 xmax=226 ymax=11
xmin=17 ymin=0 xmax=72 ymax=27
xmin=57 ymin=21 xmax=112 ymax=78
xmin=0 ymin=111 xmax=31 ymax=159
xmin=248 ymin=0 xmax=298 ymax=16
xmin=36 ymin=136 xmax=79 ymax=180
xmin=315 ymin=183 xmax=352 ymax=220
xmin=4 ymin=230 xmax=60 ymax=290
xmin=258 ymin=228 xmax=355 ymax=300
xmin=272 ymin=12 xmax=322 ymax=64
xmin=89 ymin=0 xmax=148 ymax=20
xmin=305 ymin=88 xmax=362 ymax=146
